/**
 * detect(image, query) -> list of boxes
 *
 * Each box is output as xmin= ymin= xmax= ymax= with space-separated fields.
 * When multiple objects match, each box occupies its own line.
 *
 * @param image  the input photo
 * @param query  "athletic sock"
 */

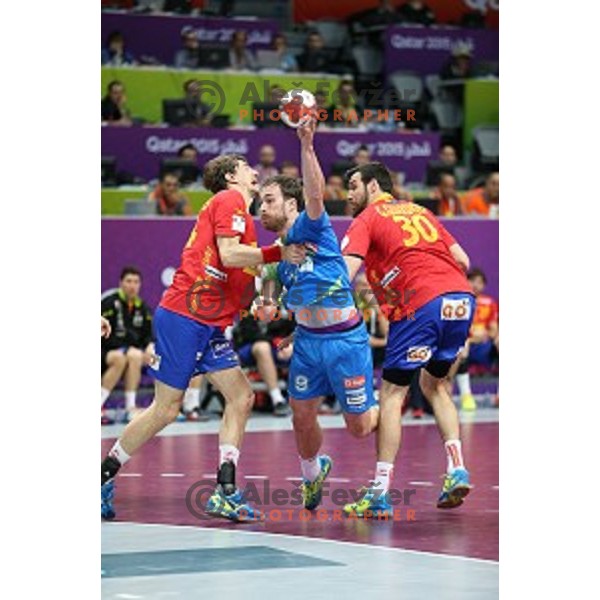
xmin=124 ymin=391 xmax=136 ymax=412
xmin=300 ymin=456 xmax=321 ymax=482
xmin=456 ymin=373 xmax=472 ymax=396
xmin=269 ymin=387 xmax=285 ymax=406
xmin=445 ymin=439 xmax=465 ymax=473
xmin=218 ymin=444 xmax=240 ymax=496
xmin=183 ymin=386 xmax=201 ymax=413
xmin=372 ymin=461 xmax=394 ymax=495
xmin=101 ymin=387 xmax=110 ymax=406
xmin=102 ymin=440 xmax=131 ymax=484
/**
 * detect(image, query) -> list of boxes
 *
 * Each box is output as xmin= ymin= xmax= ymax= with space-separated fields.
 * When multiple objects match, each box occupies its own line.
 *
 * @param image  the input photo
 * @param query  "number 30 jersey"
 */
xmin=342 ymin=194 xmax=471 ymax=321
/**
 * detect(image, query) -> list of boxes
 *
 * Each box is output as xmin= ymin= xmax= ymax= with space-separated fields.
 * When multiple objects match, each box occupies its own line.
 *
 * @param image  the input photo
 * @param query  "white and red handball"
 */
xmin=279 ymin=89 xmax=316 ymax=128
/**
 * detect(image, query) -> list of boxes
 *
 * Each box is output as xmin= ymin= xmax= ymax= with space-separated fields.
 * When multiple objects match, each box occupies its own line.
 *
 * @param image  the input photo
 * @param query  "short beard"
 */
xmin=262 ymin=214 xmax=287 ymax=233
xmin=351 ymin=192 xmax=368 ymax=217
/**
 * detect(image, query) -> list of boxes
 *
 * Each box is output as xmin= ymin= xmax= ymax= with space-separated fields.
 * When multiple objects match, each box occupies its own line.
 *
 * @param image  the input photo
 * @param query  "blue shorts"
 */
xmin=149 ymin=307 xmax=240 ymax=390
xmin=288 ymin=323 xmax=376 ymax=415
xmin=237 ymin=341 xmax=290 ymax=368
xmin=384 ymin=293 xmax=475 ymax=371
xmin=469 ymin=339 xmax=496 ymax=367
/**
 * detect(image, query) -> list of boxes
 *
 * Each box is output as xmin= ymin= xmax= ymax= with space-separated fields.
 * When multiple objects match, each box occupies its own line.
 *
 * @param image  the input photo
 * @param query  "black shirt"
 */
xmin=101 ymin=97 xmax=122 ymax=122
xmin=101 ymin=290 xmax=153 ymax=351
xmin=398 ymin=2 xmax=436 ymax=26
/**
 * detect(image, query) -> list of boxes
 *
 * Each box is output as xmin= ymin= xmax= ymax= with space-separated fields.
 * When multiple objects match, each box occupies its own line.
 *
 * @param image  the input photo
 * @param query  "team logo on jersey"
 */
xmin=406 ymin=346 xmax=432 ymax=363
xmin=295 ymin=375 xmax=309 ymax=392
xmin=344 ymin=375 xmax=366 ymax=389
xmin=232 ymin=214 xmax=246 ymax=234
xmin=441 ymin=298 xmax=472 ymax=321
xmin=205 ymin=265 xmax=228 ymax=282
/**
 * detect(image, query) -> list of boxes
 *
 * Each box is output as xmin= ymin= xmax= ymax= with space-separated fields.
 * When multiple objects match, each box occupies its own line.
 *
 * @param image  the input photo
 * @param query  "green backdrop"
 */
xmin=101 ymin=67 xmax=343 ymax=125
xmin=464 ymin=80 xmax=499 ymax=151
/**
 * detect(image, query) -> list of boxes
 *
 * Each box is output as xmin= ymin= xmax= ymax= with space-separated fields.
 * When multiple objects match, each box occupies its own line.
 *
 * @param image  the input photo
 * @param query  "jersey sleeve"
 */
xmin=212 ymin=191 xmax=247 ymax=238
xmin=341 ymin=216 xmax=371 ymax=258
xmin=288 ymin=210 xmax=329 ymax=242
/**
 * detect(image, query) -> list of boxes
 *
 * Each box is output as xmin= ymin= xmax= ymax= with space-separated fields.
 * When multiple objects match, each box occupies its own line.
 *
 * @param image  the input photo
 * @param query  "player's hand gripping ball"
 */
xmin=279 ymin=89 xmax=316 ymax=128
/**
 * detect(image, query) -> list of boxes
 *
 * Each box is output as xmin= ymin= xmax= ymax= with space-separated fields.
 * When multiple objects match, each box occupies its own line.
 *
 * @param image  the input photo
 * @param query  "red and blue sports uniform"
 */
xmin=151 ymin=189 xmax=258 ymax=390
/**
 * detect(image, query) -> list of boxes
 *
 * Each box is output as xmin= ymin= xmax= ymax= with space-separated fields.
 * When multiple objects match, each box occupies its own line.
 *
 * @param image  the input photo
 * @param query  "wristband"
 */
xmin=261 ymin=244 xmax=283 ymax=264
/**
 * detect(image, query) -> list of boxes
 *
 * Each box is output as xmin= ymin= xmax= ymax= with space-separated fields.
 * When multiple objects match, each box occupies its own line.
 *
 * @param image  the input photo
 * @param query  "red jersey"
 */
xmin=471 ymin=294 xmax=499 ymax=337
xmin=342 ymin=195 xmax=471 ymax=321
xmin=160 ymin=189 xmax=258 ymax=328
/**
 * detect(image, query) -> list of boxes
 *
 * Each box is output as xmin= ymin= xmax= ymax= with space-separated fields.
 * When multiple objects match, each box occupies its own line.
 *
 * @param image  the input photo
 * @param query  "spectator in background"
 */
xmin=177 ymin=143 xmax=198 ymax=162
xmin=439 ymin=144 xmax=458 ymax=167
xmin=298 ymin=32 xmax=331 ymax=73
xmin=398 ymin=1 xmax=436 ymax=26
xmin=440 ymin=44 xmax=474 ymax=80
xmin=349 ymin=0 xmax=402 ymax=30
xmin=254 ymin=145 xmax=279 ymax=185
xmin=233 ymin=315 xmax=294 ymax=417
xmin=101 ymin=80 xmax=133 ymax=126
xmin=101 ymin=31 xmax=136 ymax=66
xmin=273 ymin=34 xmax=298 ymax=72
xmin=280 ymin=161 xmax=300 ymax=178
xmin=101 ymin=267 xmax=154 ymax=423
xmin=462 ymin=172 xmax=499 ymax=218
xmin=324 ymin=174 xmax=347 ymax=201
xmin=390 ymin=171 xmax=413 ymax=202
xmin=328 ymin=80 xmax=363 ymax=128
xmin=229 ymin=30 xmax=257 ymax=70
xmin=180 ymin=79 xmax=213 ymax=126
xmin=147 ymin=172 xmax=192 ymax=216
xmin=453 ymin=268 xmax=499 ymax=411
xmin=174 ymin=26 xmax=200 ymax=69
xmin=354 ymin=145 xmax=371 ymax=166
xmin=432 ymin=173 xmax=462 ymax=216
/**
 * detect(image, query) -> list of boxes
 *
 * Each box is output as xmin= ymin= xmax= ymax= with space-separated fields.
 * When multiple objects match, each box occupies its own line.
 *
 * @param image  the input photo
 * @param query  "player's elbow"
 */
xmin=219 ymin=248 xmax=235 ymax=267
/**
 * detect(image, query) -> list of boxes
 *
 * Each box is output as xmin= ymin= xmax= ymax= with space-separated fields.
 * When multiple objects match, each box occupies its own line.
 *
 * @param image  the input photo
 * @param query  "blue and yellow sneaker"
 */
xmin=300 ymin=455 xmax=333 ymax=510
xmin=205 ymin=485 xmax=263 ymax=522
xmin=343 ymin=486 xmax=393 ymax=518
xmin=437 ymin=468 xmax=472 ymax=509
xmin=101 ymin=480 xmax=116 ymax=520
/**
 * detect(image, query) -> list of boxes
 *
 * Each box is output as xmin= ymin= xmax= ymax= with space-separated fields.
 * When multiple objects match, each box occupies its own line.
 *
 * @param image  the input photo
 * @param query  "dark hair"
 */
xmin=107 ymin=31 xmax=124 ymax=45
xmin=263 ymin=175 xmax=305 ymax=212
xmin=345 ymin=162 xmax=394 ymax=194
xmin=438 ymin=172 xmax=455 ymax=185
xmin=107 ymin=80 xmax=123 ymax=93
xmin=280 ymin=160 xmax=298 ymax=170
xmin=184 ymin=79 xmax=198 ymax=93
xmin=177 ymin=143 xmax=197 ymax=157
xmin=203 ymin=154 xmax=247 ymax=193
xmin=160 ymin=171 xmax=181 ymax=183
xmin=467 ymin=268 xmax=487 ymax=284
xmin=355 ymin=145 xmax=369 ymax=154
xmin=120 ymin=266 xmax=142 ymax=281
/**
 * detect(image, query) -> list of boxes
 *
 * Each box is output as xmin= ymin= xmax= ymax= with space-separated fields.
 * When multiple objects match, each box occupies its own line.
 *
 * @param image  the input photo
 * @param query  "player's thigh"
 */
xmin=325 ymin=328 xmax=376 ymax=415
xmin=288 ymin=333 xmax=331 ymax=401
xmin=152 ymin=379 xmax=186 ymax=417
xmin=105 ymin=349 xmax=127 ymax=367
xmin=150 ymin=307 xmax=211 ymax=391
xmin=206 ymin=366 xmax=254 ymax=408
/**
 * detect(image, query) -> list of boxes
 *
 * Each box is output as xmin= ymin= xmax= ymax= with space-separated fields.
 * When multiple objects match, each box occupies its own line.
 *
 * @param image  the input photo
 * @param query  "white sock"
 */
xmin=183 ymin=387 xmax=201 ymax=413
xmin=219 ymin=444 xmax=240 ymax=467
xmin=373 ymin=461 xmax=394 ymax=494
xmin=124 ymin=391 xmax=136 ymax=411
xmin=109 ymin=440 xmax=131 ymax=466
xmin=269 ymin=387 xmax=285 ymax=406
xmin=456 ymin=373 xmax=472 ymax=396
xmin=445 ymin=439 xmax=465 ymax=473
xmin=101 ymin=387 xmax=110 ymax=407
xmin=300 ymin=456 xmax=321 ymax=482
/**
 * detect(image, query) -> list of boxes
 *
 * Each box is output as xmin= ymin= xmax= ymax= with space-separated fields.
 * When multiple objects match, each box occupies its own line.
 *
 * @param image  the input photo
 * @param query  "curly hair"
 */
xmin=203 ymin=154 xmax=247 ymax=194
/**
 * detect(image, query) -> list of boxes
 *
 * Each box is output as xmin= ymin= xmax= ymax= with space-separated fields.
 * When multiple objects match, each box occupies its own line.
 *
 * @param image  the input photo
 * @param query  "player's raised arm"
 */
xmin=297 ymin=117 xmax=325 ymax=220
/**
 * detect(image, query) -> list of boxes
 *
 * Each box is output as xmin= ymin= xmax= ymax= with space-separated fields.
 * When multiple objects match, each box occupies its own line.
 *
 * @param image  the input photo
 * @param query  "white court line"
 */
xmin=244 ymin=475 xmax=268 ymax=480
xmin=119 ymin=473 xmax=142 ymax=478
xmin=408 ymin=481 xmax=434 ymax=487
xmin=115 ymin=594 xmax=144 ymax=599
xmin=160 ymin=473 xmax=185 ymax=478
xmin=328 ymin=477 xmax=351 ymax=483
xmin=108 ymin=521 xmax=499 ymax=565
xmin=285 ymin=476 xmax=302 ymax=481
xmin=202 ymin=474 xmax=215 ymax=479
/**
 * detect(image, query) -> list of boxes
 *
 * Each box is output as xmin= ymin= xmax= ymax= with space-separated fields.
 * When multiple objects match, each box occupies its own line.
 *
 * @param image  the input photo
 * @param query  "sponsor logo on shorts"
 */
xmin=295 ymin=375 xmax=309 ymax=392
xmin=441 ymin=298 xmax=471 ymax=321
xmin=232 ymin=214 xmax=246 ymax=234
xmin=344 ymin=375 xmax=366 ymax=389
xmin=406 ymin=346 xmax=432 ymax=363
xmin=210 ymin=339 xmax=232 ymax=358
xmin=205 ymin=265 xmax=228 ymax=282
xmin=345 ymin=388 xmax=366 ymax=406
xmin=149 ymin=353 xmax=161 ymax=370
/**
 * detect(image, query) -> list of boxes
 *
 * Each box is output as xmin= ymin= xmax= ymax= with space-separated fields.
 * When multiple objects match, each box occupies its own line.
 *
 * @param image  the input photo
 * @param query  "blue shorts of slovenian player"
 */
xmin=384 ymin=292 xmax=475 ymax=381
xmin=148 ymin=306 xmax=240 ymax=390
xmin=288 ymin=320 xmax=376 ymax=415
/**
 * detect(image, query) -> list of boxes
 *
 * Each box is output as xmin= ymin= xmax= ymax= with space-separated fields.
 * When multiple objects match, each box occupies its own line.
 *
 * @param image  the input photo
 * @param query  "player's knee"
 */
xmin=347 ymin=418 xmax=372 ymax=439
xmin=251 ymin=340 xmax=271 ymax=360
xmin=156 ymin=400 xmax=181 ymax=424
xmin=292 ymin=409 xmax=316 ymax=432
xmin=239 ymin=388 xmax=255 ymax=414
xmin=127 ymin=347 xmax=143 ymax=363
xmin=111 ymin=352 xmax=127 ymax=368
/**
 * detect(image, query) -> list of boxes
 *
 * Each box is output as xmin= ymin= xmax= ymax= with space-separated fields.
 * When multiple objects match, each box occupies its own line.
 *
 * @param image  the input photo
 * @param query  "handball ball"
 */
xmin=279 ymin=89 xmax=316 ymax=128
